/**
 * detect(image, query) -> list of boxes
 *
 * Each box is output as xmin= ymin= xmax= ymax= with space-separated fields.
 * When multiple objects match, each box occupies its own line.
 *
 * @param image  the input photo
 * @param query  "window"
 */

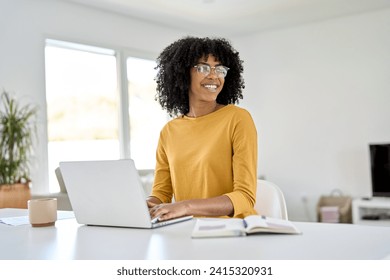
xmin=45 ymin=39 xmax=166 ymax=192
xmin=127 ymin=57 xmax=167 ymax=169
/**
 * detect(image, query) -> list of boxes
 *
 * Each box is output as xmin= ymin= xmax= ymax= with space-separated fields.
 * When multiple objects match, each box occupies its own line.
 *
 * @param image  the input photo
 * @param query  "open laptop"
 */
xmin=57 ymin=159 xmax=192 ymax=228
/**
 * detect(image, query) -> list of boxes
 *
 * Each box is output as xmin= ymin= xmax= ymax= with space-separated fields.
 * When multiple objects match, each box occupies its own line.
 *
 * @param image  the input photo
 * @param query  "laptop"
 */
xmin=57 ymin=159 xmax=192 ymax=228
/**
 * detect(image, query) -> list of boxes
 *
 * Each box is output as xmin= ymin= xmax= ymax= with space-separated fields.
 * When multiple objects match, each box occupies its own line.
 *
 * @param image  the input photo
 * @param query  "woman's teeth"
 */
xmin=204 ymin=84 xmax=217 ymax=90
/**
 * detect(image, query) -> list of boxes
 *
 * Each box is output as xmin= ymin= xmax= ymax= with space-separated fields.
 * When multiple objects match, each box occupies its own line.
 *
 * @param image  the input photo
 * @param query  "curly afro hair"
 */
xmin=155 ymin=36 xmax=245 ymax=116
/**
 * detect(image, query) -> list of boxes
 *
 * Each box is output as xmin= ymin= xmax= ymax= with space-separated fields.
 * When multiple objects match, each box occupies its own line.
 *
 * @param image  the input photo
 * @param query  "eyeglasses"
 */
xmin=193 ymin=64 xmax=229 ymax=78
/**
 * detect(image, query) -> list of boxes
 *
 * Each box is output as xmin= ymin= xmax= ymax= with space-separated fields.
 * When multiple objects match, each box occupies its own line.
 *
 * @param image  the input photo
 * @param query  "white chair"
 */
xmin=254 ymin=179 xmax=289 ymax=220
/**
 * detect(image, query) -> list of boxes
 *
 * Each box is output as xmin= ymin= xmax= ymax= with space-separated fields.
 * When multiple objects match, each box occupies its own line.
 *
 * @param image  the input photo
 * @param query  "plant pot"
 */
xmin=0 ymin=183 xmax=31 ymax=209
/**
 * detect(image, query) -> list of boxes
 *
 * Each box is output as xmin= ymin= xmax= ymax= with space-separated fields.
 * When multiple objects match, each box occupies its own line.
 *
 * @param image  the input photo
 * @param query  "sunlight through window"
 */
xmin=45 ymin=39 xmax=168 ymax=193
xmin=45 ymin=40 xmax=118 ymax=192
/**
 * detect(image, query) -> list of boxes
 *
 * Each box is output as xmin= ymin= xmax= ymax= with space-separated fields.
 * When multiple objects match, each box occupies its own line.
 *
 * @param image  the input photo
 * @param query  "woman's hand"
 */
xmin=146 ymin=196 xmax=188 ymax=221
xmin=148 ymin=195 xmax=234 ymax=221
xmin=149 ymin=201 xmax=189 ymax=221
xmin=146 ymin=196 xmax=162 ymax=209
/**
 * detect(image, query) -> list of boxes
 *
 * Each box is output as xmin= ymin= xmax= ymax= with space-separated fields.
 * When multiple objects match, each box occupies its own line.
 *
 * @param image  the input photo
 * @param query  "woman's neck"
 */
xmin=187 ymin=102 xmax=221 ymax=118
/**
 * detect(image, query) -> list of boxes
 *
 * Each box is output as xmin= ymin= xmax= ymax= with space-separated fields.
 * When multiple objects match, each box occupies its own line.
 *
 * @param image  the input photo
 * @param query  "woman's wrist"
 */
xmin=181 ymin=197 xmax=233 ymax=217
xmin=175 ymin=200 xmax=191 ymax=216
xmin=147 ymin=196 xmax=162 ymax=204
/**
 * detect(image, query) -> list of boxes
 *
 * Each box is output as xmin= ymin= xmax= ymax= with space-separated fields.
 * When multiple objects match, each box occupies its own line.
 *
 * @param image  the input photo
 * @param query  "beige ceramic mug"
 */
xmin=28 ymin=198 xmax=57 ymax=227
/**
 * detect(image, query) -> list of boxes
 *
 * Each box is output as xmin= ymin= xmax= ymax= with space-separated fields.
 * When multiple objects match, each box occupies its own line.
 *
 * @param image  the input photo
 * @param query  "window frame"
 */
xmin=44 ymin=38 xmax=159 ymax=193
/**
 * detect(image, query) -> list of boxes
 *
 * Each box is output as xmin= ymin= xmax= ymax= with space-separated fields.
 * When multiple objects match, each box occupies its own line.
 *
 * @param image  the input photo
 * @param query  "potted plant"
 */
xmin=0 ymin=90 xmax=38 ymax=208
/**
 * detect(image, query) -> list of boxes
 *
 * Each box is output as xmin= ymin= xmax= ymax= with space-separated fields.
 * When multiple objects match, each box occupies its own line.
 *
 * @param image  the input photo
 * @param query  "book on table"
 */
xmin=191 ymin=215 xmax=301 ymax=238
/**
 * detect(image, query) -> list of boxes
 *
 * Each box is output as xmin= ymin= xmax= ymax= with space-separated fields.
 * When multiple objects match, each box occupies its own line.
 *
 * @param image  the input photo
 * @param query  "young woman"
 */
xmin=147 ymin=36 xmax=258 ymax=221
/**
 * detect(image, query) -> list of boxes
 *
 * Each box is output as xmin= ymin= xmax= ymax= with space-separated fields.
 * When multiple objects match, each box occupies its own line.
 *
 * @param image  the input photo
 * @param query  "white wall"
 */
xmin=236 ymin=8 xmax=390 ymax=221
xmin=1 ymin=0 xmax=390 ymax=221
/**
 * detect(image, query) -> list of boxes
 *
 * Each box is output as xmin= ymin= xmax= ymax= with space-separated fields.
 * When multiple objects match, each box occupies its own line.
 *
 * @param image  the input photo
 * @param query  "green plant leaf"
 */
xmin=0 ymin=90 xmax=38 ymax=185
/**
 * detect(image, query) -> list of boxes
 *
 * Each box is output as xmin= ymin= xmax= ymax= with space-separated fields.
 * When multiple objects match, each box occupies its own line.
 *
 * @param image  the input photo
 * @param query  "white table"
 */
xmin=1 ymin=208 xmax=390 ymax=260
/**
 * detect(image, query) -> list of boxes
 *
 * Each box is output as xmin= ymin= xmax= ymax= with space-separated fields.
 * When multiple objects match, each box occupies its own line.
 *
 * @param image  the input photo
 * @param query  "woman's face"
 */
xmin=189 ymin=54 xmax=225 ymax=103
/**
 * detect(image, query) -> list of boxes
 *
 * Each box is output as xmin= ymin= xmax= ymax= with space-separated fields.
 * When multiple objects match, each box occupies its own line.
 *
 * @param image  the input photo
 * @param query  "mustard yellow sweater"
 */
xmin=151 ymin=105 xmax=258 ymax=218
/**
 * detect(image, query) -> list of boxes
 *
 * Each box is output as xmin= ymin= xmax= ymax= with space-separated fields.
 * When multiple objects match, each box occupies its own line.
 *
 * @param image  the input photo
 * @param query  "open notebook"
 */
xmin=192 ymin=215 xmax=301 ymax=238
xmin=58 ymin=159 xmax=192 ymax=228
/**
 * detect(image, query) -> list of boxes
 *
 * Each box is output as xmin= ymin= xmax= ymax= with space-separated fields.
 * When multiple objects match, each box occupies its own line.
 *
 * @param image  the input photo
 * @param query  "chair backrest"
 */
xmin=254 ymin=179 xmax=289 ymax=220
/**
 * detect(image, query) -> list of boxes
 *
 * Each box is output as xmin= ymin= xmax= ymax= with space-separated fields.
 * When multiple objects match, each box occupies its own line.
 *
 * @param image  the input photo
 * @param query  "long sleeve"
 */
xmin=151 ymin=105 xmax=258 ymax=218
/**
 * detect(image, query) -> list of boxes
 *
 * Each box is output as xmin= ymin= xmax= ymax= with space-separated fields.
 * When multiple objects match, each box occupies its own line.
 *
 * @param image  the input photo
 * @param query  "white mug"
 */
xmin=28 ymin=198 xmax=57 ymax=227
